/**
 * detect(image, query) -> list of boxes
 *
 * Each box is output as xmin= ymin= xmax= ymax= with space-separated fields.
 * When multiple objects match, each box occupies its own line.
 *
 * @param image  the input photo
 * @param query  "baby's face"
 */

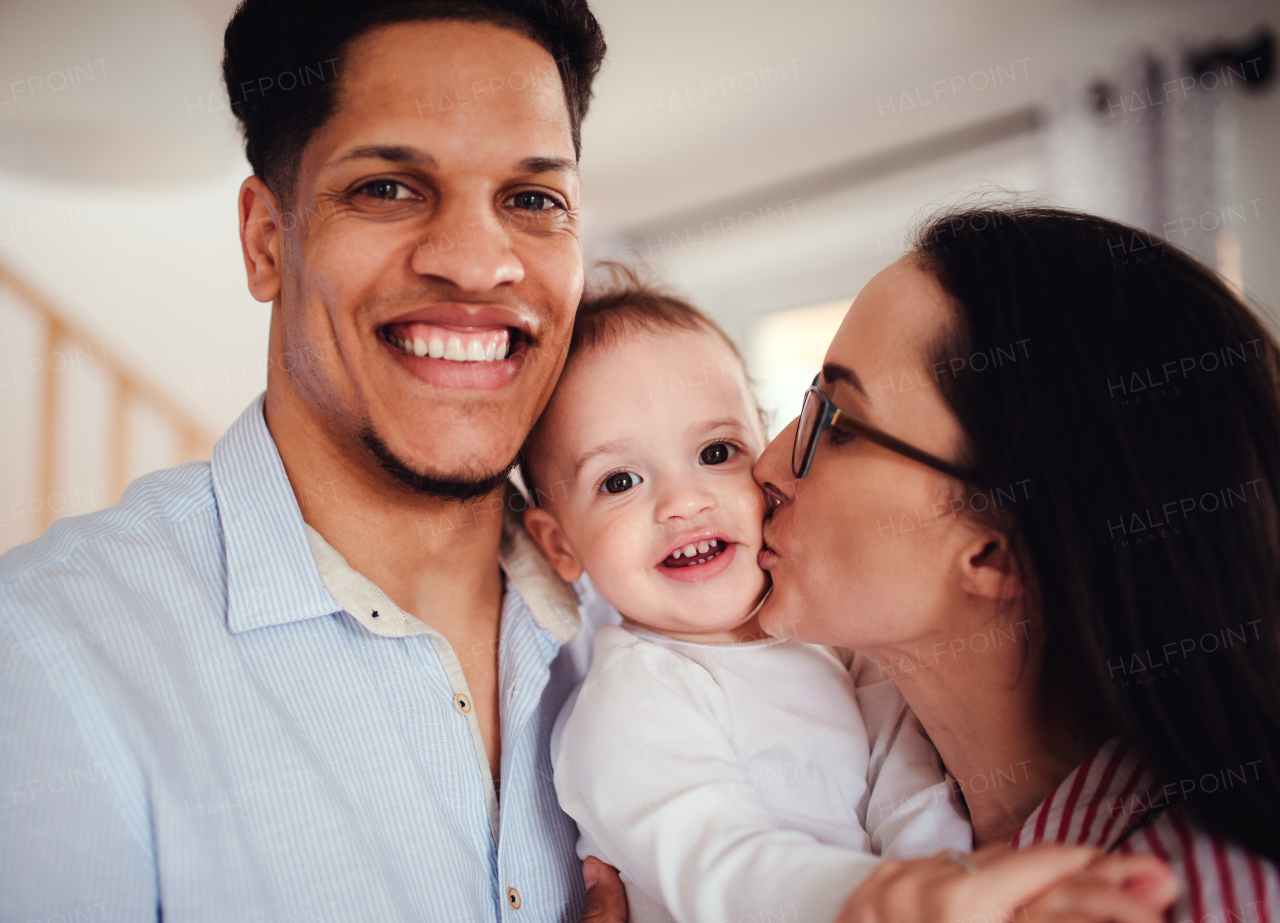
xmin=529 ymin=328 xmax=769 ymax=634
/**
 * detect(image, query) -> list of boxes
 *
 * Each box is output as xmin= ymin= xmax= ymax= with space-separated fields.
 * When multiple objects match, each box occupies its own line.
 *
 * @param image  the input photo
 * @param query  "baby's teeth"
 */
xmin=444 ymin=336 xmax=465 ymax=361
xmin=484 ymin=342 xmax=497 ymax=361
xmin=466 ymin=340 xmax=485 ymax=362
xmin=710 ymin=539 xmax=718 ymax=547
xmin=495 ymin=341 xmax=508 ymax=360
xmin=429 ymin=337 xmax=445 ymax=358
xmin=683 ymin=544 xmax=697 ymax=557
xmin=697 ymin=541 xmax=710 ymax=554
xmin=672 ymin=550 xmax=682 ymax=559
xmin=413 ymin=338 xmax=427 ymax=357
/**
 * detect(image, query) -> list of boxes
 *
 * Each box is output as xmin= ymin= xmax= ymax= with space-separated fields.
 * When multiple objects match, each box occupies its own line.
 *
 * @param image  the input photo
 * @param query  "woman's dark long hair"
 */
xmin=911 ymin=205 xmax=1280 ymax=863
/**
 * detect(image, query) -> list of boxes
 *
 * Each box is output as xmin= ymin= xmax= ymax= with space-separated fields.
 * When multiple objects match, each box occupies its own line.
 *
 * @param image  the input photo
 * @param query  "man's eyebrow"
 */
xmin=574 ymin=439 xmax=632 ymax=477
xmin=518 ymin=156 xmax=578 ymax=176
xmin=336 ymin=144 xmax=437 ymax=167
xmin=822 ymin=362 xmax=867 ymax=398
xmin=332 ymin=148 xmax=574 ymax=178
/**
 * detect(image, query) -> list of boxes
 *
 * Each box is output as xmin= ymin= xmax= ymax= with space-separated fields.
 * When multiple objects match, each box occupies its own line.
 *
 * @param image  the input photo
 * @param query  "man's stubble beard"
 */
xmin=358 ymin=423 xmax=516 ymax=502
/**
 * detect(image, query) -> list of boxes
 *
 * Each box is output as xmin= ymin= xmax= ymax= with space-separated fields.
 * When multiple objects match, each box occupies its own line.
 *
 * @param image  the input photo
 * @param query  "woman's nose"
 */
xmin=754 ymin=417 xmax=798 ymax=506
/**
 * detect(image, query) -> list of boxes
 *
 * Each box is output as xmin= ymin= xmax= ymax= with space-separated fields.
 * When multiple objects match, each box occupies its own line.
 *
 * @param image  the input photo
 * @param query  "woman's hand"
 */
xmin=1020 ymin=852 xmax=1178 ymax=923
xmin=837 ymin=844 xmax=1177 ymax=923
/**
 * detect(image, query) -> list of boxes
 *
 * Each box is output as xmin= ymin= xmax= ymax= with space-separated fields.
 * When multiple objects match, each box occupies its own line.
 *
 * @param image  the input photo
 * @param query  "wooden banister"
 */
xmin=0 ymin=261 xmax=217 ymax=535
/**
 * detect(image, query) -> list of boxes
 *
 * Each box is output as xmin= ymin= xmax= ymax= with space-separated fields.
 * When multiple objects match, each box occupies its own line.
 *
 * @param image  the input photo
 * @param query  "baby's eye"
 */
xmin=700 ymin=443 xmax=737 ymax=466
xmin=601 ymin=471 xmax=642 ymax=494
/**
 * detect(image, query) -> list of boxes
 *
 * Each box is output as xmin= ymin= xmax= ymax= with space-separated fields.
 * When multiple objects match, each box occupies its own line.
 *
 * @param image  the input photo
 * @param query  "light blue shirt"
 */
xmin=0 ymin=396 xmax=617 ymax=922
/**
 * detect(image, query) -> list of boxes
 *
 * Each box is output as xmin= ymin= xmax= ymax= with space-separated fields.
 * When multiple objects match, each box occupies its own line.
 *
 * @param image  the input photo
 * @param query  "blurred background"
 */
xmin=0 ymin=0 xmax=1276 ymax=553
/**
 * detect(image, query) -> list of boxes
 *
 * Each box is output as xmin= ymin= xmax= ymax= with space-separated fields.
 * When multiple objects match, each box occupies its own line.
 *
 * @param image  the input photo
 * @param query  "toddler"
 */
xmin=521 ymin=273 xmax=971 ymax=923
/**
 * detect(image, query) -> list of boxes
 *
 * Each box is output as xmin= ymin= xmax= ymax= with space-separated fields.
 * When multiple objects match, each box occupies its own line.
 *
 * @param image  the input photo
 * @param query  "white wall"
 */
xmin=0 ymin=0 xmax=1275 ymax=548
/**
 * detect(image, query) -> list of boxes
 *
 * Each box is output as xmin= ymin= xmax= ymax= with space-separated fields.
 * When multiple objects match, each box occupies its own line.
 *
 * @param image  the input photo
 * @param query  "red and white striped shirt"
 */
xmin=1011 ymin=737 xmax=1280 ymax=923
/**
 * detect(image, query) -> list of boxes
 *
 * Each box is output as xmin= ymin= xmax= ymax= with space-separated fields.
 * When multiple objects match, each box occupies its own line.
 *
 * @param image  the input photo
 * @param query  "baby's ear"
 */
xmin=523 ymin=507 xmax=585 ymax=583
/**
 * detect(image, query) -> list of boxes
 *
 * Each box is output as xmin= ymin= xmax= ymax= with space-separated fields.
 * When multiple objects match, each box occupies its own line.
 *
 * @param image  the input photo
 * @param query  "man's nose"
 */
xmin=410 ymin=197 xmax=525 ymax=292
xmin=754 ymin=417 xmax=799 ymax=507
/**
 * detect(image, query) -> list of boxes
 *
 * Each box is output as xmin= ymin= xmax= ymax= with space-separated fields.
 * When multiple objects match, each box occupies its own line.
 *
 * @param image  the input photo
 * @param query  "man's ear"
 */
xmin=957 ymin=529 xmax=1023 ymax=601
xmin=523 ymin=507 xmax=585 ymax=583
xmin=239 ymin=175 xmax=283 ymax=304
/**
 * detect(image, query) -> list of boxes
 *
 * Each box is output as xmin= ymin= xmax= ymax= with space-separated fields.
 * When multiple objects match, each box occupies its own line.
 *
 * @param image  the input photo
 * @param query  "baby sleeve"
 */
xmin=851 ymin=655 xmax=974 ymax=859
xmin=553 ymin=625 xmax=880 ymax=923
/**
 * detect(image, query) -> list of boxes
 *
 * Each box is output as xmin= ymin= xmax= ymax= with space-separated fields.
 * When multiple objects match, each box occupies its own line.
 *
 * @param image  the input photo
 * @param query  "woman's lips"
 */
xmin=757 ymin=540 xmax=778 ymax=570
xmin=658 ymin=541 xmax=737 ymax=584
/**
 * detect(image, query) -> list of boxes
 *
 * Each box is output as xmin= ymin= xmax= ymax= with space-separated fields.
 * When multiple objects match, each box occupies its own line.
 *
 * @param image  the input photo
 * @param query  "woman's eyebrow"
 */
xmin=821 ymin=362 xmax=867 ymax=398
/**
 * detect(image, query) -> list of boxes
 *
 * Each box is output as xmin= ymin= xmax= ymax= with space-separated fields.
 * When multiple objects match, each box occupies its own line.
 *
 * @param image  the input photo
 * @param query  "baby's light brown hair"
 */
xmin=519 ymin=263 xmax=751 ymax=506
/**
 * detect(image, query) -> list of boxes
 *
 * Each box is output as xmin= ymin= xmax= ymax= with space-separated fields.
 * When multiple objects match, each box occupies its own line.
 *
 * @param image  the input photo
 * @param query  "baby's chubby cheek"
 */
xmin=577 ymin=512 xmax=661 ymax=592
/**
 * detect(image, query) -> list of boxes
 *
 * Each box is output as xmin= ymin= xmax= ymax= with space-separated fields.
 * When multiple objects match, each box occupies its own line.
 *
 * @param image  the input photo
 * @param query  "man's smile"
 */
xmin=383 ymin=323 xmax=510 ymax=361
xmin=375 ymin=301 xmax=540 ymax=391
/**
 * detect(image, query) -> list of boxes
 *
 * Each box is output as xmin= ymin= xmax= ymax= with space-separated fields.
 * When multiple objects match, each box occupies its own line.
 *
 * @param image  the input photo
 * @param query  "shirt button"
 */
xmin=455 ymin=693 xmax=472 ymax=713
xmin=507 ymin=886 xmax=521 ymax=909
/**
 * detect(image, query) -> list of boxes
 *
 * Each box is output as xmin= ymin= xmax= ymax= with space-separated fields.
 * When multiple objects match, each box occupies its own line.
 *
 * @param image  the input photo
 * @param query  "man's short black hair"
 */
xmin=222 ymin=0 xmax=606 ymax=202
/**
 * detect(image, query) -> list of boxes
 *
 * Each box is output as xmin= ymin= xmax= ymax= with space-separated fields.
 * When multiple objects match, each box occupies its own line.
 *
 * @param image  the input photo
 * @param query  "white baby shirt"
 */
xmin=551 ymin=623 xmax=972 ymax=923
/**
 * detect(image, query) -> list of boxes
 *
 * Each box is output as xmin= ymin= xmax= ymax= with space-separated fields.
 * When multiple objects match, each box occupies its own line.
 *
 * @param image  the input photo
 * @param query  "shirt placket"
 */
xmin=416 ymin=628 xmax=502 ymax=842
xmin=495 ymin=598 xmax=559 ymax=919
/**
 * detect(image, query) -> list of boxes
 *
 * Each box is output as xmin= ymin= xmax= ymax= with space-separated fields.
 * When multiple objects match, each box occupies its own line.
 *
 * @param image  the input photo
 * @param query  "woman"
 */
xmin=751 ymin=206 xmax=1280 ymax=920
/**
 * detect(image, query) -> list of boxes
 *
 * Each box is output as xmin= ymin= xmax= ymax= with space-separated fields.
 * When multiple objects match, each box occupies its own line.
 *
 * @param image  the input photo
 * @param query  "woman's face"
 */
xmin=754 ymin=258 xmax=1007 ymax=658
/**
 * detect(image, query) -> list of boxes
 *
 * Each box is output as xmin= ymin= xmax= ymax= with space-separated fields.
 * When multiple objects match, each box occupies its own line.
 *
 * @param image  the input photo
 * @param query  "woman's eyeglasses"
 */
xmin=791 ymin=375 xmax=979 ymax=483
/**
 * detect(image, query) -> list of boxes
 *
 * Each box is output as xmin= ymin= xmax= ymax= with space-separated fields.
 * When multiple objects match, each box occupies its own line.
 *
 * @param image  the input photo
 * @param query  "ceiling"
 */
xmin=2 ymin=0 xmax=1269 ymax=226
xmin=0 ymin=0 xmax=1273 ymax=434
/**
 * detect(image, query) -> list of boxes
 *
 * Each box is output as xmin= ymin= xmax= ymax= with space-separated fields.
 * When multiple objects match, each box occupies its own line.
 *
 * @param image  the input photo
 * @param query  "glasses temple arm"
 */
xmin=829 ymin=410 xmax=979 ymax=484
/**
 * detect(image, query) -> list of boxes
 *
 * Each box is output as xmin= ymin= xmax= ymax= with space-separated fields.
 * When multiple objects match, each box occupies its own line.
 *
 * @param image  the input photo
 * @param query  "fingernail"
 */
xmin=583 ymin=860 xmax=599 ymax=890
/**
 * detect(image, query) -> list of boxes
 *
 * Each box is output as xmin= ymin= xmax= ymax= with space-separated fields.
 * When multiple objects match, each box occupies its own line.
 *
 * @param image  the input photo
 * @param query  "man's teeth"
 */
xmin=670 ymin=539 xmax=718 ymax=560
xmin=386 ymin=325 xmax=510 ymax=363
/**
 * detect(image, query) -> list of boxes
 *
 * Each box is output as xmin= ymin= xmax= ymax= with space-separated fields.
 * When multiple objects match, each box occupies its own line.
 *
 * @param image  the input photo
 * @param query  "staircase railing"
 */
xmin=0 ymin=261 xmax=216 ymax=540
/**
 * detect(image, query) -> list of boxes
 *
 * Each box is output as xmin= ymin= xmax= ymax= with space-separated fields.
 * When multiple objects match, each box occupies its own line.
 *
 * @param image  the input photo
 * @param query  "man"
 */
xmin=0 ymin=1 xmax=626 ymax=919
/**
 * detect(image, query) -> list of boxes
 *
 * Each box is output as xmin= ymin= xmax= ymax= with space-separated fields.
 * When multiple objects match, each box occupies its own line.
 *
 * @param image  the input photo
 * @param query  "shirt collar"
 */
xmin=305 ymin=481 xmax=582 ymax=644
xmin=497 ymin=482 xmax=581 ymax=644
xmin=1011 ymin=737 xmax=1160 ymax=851
xmin=213 ymin=395 xmax=337 ymax=634
xmin=212 ymin=396 xmax=582 ymax=643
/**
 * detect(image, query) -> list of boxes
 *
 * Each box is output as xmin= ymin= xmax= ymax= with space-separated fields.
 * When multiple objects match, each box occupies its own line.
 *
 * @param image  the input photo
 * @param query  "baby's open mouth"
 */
xmin=661 ymin=539 xmax=727 ymax=568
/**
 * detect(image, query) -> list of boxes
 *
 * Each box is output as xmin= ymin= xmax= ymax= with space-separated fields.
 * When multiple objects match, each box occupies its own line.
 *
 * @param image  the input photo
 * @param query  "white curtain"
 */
xmin=1044 ymin=44 xmax=1228 ymax=267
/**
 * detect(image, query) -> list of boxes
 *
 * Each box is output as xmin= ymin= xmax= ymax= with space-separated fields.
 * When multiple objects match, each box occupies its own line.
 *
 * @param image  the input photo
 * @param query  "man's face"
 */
xmin=267 ymin=20 xmax=582 ymax=493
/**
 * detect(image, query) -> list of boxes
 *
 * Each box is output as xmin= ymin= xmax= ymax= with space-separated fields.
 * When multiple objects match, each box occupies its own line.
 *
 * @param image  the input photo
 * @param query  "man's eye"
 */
xmin=359 ymin=180 xmax=415 ymax=200
xmin=601 ymin=472 xmax=641 ymax=494
xmin=700 ymin=443 xmax=736 ymax=466
xmin=507 ymin=191 xmax=563 ymax=211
